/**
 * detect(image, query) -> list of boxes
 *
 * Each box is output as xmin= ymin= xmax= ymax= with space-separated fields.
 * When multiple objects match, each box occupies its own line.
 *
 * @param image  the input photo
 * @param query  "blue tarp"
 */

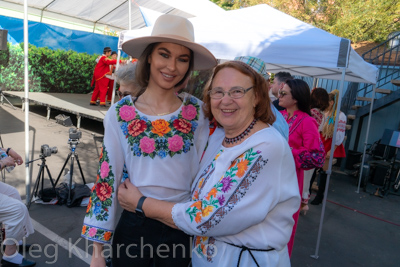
xmin=0 ymin=15 xmax=128 ymax=57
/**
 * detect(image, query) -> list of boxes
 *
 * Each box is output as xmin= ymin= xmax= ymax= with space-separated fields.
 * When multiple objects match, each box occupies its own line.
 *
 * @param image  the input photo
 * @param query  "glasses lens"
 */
xmin=209 ymin=89 xmax=224 ymax=99
xmin=229 ymin=87 xmax=245 ymax=99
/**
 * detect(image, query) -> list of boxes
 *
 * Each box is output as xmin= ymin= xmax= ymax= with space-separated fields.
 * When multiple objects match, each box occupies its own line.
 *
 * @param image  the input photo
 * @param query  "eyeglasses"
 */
xmin=278 ymin=91 xmax=289 ymax=98
xmin=208 ymin=86 xmax=253 ymax=99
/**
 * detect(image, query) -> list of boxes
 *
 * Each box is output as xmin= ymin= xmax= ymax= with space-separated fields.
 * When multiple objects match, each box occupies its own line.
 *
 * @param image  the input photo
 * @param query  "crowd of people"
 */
xmin=1 ymin=13 xmax=348 ymax=267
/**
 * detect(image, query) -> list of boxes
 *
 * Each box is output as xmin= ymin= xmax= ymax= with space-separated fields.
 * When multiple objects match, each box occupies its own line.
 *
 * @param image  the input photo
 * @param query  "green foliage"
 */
xmin=0 ymin=43 xmax=98 ymax=93
xmin=0 ymin=43 xmax=41 ymax=91
xmin=213 ymin=0 xmax=400 ymax=43
xmin=0 ymin=43 xmax=10 ymax=68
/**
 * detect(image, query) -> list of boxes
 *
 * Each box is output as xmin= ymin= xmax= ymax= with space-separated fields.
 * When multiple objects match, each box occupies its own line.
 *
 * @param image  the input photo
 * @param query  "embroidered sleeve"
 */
xmin=82 ymin=105 xmax=125 ymax=244
xmin=335 ymin=112 xmax=347 ymax=146
xmin=172 ymin=143 xmax=300 ymax=238
xmin=292 ymin=117 xmax=325 ymax=170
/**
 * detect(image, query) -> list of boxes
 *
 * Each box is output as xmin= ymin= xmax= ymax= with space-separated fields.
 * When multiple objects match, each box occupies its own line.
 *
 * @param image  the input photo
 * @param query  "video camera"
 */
xmin=69 ymin=128 xmax=82 ymax=140
xmin=40 ymin=144 xmax=58 ymax=158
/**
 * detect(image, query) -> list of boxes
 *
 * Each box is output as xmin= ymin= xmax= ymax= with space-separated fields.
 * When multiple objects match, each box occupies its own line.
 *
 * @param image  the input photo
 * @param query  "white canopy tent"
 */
xmin=120 ymin=4 xmax=379 ymax=258
xmin=0 ymin=0 xmax=223 ymax=31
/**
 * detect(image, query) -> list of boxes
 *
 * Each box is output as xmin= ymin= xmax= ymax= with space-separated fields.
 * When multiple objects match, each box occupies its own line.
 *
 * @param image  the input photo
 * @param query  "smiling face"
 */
xmin=210 ymin=67 xmax=257 ymax=137
xmin=278 ymin=84 xmax=297 ymax=109
xmin=147 ymin=42 xmax=191 ymax=91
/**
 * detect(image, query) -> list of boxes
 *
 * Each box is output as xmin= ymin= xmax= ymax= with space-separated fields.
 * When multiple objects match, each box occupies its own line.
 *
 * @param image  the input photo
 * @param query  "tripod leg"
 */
xmin=45 ymin=165 xmax=57 ymax=192
xmin=54 ymin=153 xmax=71 ymax=186
xmin=67 ymin=156 xmax=75 ymax=207
xmin=28 ymin=164 xmax=44 ymax=209
xmin=75 ymin=154 xmax=86 ymax=184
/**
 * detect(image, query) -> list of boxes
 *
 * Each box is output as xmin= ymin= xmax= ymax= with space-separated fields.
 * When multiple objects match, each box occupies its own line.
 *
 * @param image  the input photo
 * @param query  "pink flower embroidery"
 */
xmin=168 ymin=135 xmax=184 ymax=152
xmin=100 ymin=161 xmax=110 ymax=179
xmin=181 ymin=104 xmax=197 ymax=121
xmin=119 ymin=105 xmax=136 ymax=121
xmin=89 ymin=227 xmax=97 ymax=237
xmin=139 ymin=136 xmax=156 ymax=154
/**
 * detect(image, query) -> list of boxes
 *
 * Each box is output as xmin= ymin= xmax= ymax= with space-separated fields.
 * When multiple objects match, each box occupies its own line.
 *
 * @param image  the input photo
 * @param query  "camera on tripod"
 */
xmin=69 ymin=128 xmax=82 ymax=140
xmin=40 ymin=144 xmax=58 ymax=158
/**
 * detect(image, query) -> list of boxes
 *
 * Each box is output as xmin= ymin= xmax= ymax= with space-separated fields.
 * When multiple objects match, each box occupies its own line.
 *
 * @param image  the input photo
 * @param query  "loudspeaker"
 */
xmin=0 ymin=30 xmax=8 ymax=51
xmin=55 ymin=114 xmax=73 ymax=127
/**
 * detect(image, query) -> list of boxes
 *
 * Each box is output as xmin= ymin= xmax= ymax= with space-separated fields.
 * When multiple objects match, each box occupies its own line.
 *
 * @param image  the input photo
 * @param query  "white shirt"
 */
xmin=172 ymin=126 xmax=300 ymax=266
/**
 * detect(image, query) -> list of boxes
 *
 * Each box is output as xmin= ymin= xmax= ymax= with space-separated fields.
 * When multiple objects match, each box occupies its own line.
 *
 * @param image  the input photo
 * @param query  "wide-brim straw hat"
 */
xmin=122 ymin=14 xmax=217 ymax=70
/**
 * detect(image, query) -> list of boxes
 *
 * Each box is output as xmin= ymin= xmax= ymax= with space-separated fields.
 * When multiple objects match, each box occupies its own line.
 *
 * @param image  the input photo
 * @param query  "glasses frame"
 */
xmin=208 ymin=86 xmax=254 ymax=100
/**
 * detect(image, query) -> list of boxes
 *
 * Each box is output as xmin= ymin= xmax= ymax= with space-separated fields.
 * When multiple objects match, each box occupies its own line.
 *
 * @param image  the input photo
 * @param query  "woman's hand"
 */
xmin=1 ymin=157 xmax=16 ymax=168
xmin=90 ymin=242 xmax=106 ymax=267
xmin=118 ymin=179 xmax=143 ymax=212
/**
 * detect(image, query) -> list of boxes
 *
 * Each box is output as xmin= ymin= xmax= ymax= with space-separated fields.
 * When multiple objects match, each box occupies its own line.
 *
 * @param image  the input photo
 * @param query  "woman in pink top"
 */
xmin=279 ymin=79 xmax=325 ymax=256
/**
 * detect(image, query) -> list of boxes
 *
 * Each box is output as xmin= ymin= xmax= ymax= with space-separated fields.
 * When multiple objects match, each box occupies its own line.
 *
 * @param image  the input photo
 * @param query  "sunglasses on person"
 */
xmin=118 ymin=91 xmax=132 ymax=99
xmin=278 ymin=91 xmax=289 ymax=98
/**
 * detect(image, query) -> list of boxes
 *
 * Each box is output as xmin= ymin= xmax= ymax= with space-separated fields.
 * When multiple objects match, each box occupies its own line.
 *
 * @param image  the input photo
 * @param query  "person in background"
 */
xmin=278 ymin=79 xmax=325 ymax=256
xmin=114 ymin=62 xmax=141 ymax=99
xmin=270 ymin=72 xmax=293 ymax=111
xmin=118 ymin=60 xmax=300 ymax=266
xmin=0 ymin=148 xmax=35 ymax=267
xmin=311 ymin=89 xmax=346 ymax=205
xmin=106 ymin=51 xmax=118 ymax=104
xmin=82 ymin=14 xmax=217 ymax=267
xmin=301 ymin=88 xmax=329 ymax=214
xmin=90 ymin=47 xmax=122 ymax=107
xmin=234 ymin=56 xmax=289 ymax=140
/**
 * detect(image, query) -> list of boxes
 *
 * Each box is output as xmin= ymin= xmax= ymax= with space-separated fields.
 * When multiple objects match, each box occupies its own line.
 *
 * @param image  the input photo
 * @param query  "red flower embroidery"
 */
xmin=128 ymin=120 xmax=147 ymax=137
xmin=173 ymin=118 xmax=192 ymax=134
xmin=96 ymin=182 xmax=112 ymax=201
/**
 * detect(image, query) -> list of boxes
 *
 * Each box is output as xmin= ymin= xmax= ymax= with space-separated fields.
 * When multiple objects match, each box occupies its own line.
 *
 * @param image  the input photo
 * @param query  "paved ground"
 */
xmin=1 ymin=102 xmax=400 ymax=267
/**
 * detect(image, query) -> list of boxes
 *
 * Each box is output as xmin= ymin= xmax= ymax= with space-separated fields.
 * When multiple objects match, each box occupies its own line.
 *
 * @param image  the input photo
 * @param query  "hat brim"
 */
xmin=122 ymin=36 xmax=217 ymax=70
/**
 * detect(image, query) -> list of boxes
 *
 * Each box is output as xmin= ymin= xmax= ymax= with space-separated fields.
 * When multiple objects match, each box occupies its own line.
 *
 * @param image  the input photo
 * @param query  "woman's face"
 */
xmin=278 ymin=84 xmax=297 ymax=109
xmin=147 ymin=42 xmax=191 ymax=91
xmin=210 ymin=67 xmax=257 ymax=136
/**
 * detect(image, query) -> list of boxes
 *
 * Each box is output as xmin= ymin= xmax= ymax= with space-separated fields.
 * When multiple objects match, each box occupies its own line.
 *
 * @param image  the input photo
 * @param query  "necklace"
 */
xmin=143 ymin=94 xmax=172 ymax=116
xmin=224 ymin=119 xmax=257 ymax=145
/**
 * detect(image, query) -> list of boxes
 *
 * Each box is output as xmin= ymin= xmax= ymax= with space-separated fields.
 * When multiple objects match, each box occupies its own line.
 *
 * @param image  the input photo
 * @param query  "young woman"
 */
xmin=82 ymin=14 xmax=217 ymax=267
xmin=311 ymin=89 xmax=347 ymax=205
xmin=279 ymin=79 xmax=325 ymax=256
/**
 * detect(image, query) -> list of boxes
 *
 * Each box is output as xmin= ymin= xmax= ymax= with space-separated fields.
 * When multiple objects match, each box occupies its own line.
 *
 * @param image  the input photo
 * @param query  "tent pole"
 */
xmin=111 ymin=49 xmax=122 ymax=105
xmin=128 ymin=0 xmax=132 ymax=30
xmin=312 ymin=78 xmax=318 ymax=89
xmin=311 ymin=69 xmax=346 ymax=259
xmin=356 ymin=84 xmax=376 ymax=193
xmin=24 ymin=0 xmax=31 ymax=205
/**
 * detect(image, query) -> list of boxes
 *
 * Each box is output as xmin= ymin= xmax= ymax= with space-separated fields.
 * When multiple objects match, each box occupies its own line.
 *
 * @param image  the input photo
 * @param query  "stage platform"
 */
xmin=1 ymin=91 xmax=110 ymax=127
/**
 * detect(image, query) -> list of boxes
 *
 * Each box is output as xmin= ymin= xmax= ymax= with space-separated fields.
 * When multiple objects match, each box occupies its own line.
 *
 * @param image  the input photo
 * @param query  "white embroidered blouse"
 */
xmin=82 ymin=93 xmax=209 ymax=243
xmin=172 ymin=126 xmax=300 ymax=267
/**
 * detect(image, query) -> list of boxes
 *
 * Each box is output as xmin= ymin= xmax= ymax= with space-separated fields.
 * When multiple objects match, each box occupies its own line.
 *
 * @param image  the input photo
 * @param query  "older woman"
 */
xmin=114 ymin=62 xmax=141 ymax=98
xmin=82 ymin=14 xmax=217 ymax=267
xmin=279 ymin=79 xmax=325 ymax=256
xmin=118 ymin=60 xmax=300 ymax=266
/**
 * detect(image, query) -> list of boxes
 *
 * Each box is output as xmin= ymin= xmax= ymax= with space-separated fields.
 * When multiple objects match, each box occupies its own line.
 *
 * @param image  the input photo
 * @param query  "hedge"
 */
xmin=0 ymin=43 xmax=97 ymax=93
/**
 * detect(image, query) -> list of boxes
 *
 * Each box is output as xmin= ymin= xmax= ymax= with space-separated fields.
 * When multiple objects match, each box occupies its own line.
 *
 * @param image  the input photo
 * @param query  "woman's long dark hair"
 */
xmin=285 ymin=79 xmax=311 ymax=115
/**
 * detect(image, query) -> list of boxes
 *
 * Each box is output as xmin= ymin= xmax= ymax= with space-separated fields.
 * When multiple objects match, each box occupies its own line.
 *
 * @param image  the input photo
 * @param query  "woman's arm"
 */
xmin=90 ymin=242 xmax=106 ymax=267
xmin=118 ymin=179 xmax=177 ymax=228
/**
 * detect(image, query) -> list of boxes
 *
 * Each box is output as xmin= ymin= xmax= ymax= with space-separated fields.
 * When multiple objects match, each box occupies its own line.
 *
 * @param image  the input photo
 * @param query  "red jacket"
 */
xmin=91 ymin=56 xmax=118 ymax=86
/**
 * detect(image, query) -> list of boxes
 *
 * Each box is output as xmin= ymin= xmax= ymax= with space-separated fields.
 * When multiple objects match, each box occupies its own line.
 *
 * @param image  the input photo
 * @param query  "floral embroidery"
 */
xmin=186 ymin=148 xmax=266 ymax=234
xmin=81 ymin=224 xmax=113 ymax=243
xmin=193 ymin=236 xmax=216 ymax=262
xmin=85 ymin=144 xmax=114 ymax=223
xmin=298 ymin=140 xmax=325 ymax=169
xmin=116 ymin=96 xmax=200 ymax=159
